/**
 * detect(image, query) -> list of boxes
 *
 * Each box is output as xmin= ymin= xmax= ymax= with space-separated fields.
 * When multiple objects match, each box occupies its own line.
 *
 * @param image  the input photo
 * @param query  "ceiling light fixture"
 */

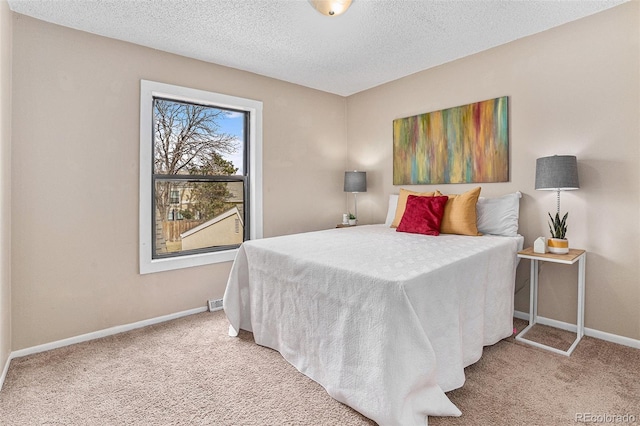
xmin=309 ymin=0 xmax=353 ymax=17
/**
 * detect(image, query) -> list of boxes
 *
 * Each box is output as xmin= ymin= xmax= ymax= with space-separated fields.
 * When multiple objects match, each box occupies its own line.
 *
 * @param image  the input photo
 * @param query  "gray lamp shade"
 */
xmin=535 ymin=155 xmax=579 ymax=191
xmin=344 ymin=171 xmax=367 ymax=193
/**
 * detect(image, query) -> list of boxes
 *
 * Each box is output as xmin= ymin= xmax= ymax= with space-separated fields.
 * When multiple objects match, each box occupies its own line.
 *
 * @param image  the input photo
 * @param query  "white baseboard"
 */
xmin=3 ymin=307 xmax=636 ymax=391
xmin=0 ymin=351 xmax=10 ymax=392
xmin=9 ymin=306 xmax=208 ymax=361
xmin=0 ymin=305 xmax=209 ymax=391
xmin=0 ymin=306 xmax=207 ymax=391
xmin=514 ymin=310 xmax=640 ymax=349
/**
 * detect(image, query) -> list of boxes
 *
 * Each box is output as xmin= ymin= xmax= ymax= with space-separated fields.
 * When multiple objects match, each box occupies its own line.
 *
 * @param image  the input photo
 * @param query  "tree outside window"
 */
xmin=139 ymin=80 xmax=262 ymax=274
xmin=152 ymin=98 xmax=247 ymax=258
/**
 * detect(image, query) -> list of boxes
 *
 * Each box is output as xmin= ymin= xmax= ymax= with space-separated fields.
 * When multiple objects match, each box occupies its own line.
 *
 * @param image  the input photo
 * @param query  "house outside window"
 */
xmin=139 ymin=80 xmax=263 ymax=274
xmin=169 ymin=189 xmax=180 ymax=205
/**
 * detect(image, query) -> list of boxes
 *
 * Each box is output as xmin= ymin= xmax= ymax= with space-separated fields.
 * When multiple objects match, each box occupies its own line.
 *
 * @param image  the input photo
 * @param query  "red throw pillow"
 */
xmin=396 ymin=195 xmax=448 ymax=236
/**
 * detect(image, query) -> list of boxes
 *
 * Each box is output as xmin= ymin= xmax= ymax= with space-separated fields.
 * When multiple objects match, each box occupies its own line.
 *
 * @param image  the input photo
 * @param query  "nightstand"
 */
xmin=515 ymin=247 xmax=586 ymax=356
xmin=336 ymin=223 xmax=356 ymax=228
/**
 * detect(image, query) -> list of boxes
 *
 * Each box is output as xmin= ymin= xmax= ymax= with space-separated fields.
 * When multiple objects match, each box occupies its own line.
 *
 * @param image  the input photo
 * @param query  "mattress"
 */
xmin=223 ymin=224 xmax=524 ymax=425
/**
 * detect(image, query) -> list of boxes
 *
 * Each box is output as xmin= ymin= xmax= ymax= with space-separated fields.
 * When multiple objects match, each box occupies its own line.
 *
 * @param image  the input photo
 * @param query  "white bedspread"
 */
xmin=223 ymin=225 xmax=523 ymax=426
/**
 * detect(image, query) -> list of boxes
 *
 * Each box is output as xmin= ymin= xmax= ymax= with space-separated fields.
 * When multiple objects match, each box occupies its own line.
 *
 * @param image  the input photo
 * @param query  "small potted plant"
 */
xmin=348 ymin=212 xmax=356 ymax=226
xmin=547 ymin=212 xmax=569 ymax=254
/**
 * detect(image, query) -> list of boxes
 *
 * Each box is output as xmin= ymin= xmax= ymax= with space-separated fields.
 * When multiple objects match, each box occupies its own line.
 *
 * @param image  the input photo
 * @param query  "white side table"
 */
xmin=515 ymin=247 xmax=586 ymax=356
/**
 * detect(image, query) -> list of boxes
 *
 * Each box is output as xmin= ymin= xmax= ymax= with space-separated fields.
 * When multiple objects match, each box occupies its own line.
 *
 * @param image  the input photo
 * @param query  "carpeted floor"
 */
xmin=1 ymin=311 xmax=638 ymax=425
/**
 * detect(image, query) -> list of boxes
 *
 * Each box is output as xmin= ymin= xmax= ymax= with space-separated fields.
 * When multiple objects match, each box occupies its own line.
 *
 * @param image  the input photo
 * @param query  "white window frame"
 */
xmin=139 ymin=80 xmax=263 ymax=274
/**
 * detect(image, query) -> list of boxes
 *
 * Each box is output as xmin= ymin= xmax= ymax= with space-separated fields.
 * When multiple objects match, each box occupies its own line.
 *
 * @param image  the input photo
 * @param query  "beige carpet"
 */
xmin=1 ymin=311 xmax=638 ymax=425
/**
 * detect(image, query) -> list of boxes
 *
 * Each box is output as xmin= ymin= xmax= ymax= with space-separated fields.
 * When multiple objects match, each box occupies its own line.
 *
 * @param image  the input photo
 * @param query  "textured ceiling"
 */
xmin=7 ymin=0 xmax=627 ymax=96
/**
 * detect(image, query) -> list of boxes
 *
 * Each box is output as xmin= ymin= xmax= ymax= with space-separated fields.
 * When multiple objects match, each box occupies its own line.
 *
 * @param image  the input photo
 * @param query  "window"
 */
xmin=152 ymin=98 xmax=248 ymax=256
xmin=139 ymin=80 xmax=262 ymax=274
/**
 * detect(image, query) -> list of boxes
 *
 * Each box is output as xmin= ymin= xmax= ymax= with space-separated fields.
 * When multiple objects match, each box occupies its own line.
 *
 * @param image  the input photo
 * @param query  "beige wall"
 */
xmin=7 ymin=3 xmax=639 ymax=351
xmin=0 ymin=0 xmax=12 ymax=373
xmin=347 ymin=2 xmax=640 ymax=340
xmin=11 ymin=14 xmax=346 ymax=350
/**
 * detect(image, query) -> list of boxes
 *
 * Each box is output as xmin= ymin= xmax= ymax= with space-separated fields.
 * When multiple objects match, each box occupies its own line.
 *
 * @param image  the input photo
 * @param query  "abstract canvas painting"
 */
xmin=393 ymin=96 xmax=509 ymax=185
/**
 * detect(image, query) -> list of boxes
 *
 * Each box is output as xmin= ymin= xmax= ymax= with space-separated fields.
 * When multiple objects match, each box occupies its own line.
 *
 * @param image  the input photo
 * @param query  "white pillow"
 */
xmin=476 ymin=191 xmax=521 ymax=237
xmin=384 ymin=194 xmax=399 ymax=227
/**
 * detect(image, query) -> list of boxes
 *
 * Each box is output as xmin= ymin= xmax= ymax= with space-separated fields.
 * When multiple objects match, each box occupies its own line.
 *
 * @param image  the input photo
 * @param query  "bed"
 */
xmin=223 ymin=191 xmax=523 ymax=425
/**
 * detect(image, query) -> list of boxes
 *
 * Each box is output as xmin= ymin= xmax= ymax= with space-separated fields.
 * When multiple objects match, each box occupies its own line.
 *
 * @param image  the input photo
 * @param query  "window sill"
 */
xmin=140 ymin=246 xmax=238 ymax=274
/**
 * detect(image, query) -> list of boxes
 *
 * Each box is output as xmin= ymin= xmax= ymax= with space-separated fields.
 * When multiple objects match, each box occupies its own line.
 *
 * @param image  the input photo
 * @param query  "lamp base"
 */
xmin=548 ymin=238 xmax=569 ymax=254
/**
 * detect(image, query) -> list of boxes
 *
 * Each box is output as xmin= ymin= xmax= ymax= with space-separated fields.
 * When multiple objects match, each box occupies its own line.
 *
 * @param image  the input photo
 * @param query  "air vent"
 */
xmin=208 ymin=299 xmax=223 ymax=312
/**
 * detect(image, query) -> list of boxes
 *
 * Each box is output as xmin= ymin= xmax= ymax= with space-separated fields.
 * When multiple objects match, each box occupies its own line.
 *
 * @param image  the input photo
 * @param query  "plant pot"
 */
xmin=348 ymin=219 xmax=356 ymax=226
xmin=547 ymin=238 xmax=569 ymax=254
